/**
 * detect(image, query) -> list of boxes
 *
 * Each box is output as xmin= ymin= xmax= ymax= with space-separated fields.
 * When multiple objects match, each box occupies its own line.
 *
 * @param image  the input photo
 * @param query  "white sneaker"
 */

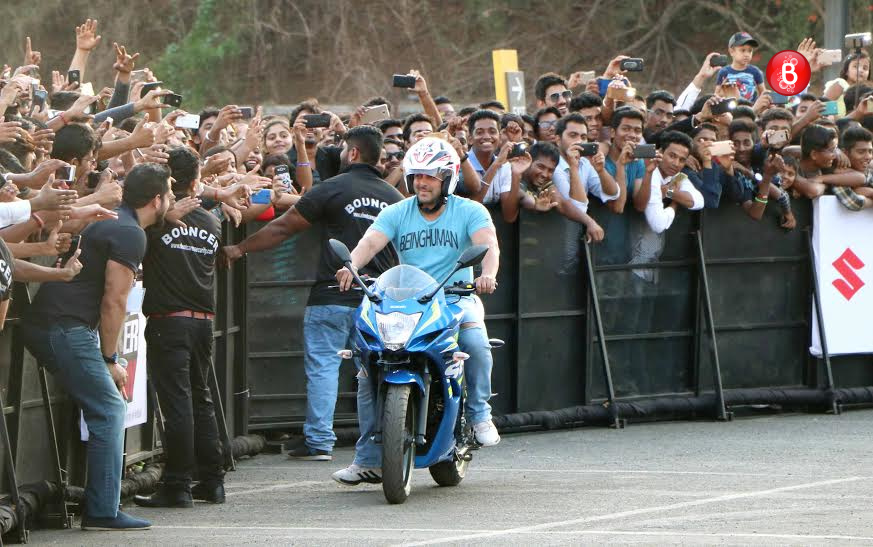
xmin=331 ymin=464 xmax=382 ymax=486
xmin=473 ymin=420 xmax=501 ymax=447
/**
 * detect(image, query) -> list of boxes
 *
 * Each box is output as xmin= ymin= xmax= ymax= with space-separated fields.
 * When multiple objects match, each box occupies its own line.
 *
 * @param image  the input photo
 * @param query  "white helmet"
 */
xmin=402 ymin=137 xmax=460 ymax=198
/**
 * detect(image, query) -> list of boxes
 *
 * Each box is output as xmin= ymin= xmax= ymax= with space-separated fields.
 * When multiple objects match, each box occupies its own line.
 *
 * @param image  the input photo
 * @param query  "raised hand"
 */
xmin=31 ymin=180 xmax=78 ymax=212
xmin=24 ymin=37 xmax=41 ymax=67
xmin=113 ymin=42 xmax=139 ymax=74
xmin=75 ymin=19 xmax=102 ymax=51
xmin=69 ymin=203 xmax=119 ymax=221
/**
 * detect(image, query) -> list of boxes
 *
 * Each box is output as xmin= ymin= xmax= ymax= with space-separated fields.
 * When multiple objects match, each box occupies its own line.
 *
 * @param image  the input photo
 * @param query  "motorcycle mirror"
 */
xmin=456 ymin=245 xmax=489 ymax=268
xmin=329 ymin=238 xmax=353 ymax=263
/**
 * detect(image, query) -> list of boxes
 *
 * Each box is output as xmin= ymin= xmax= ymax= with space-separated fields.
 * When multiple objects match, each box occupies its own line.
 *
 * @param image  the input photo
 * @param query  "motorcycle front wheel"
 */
xmin=428 ymin=453 xmax=468 ymax=487
xmin=382 ymin=384 xmax=416 ymax=504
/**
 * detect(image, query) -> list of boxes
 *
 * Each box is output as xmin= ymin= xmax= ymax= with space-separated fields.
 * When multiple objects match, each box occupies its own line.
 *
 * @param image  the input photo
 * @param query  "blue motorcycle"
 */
xmin=330 ymin=239 xmax=499 ymax=504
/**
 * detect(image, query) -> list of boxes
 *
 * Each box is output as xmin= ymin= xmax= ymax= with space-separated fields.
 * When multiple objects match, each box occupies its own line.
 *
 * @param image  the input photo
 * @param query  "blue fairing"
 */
xmin=352 ymin=264 xmax=469 ymax=470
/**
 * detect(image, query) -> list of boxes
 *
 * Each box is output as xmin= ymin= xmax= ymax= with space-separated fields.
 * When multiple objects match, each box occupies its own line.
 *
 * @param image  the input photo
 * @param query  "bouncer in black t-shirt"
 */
xmin=22 ymin=164 xmax=173 ymax=531
xmin=222 ymin=126 xmax=403 ymax=460
xmin=134 ymin=146 xmax=227 ymax=508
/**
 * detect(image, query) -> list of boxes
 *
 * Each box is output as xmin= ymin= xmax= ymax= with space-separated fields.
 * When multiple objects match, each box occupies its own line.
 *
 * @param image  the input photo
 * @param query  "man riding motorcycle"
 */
xmin=333 ymin=136 xmax=501 ymax=485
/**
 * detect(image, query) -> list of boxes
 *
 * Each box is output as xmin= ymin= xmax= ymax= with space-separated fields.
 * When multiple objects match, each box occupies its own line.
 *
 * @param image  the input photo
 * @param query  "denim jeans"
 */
xmin=21 ymin=323 xmax=125 ymax=519
xmin=145 ymin=317 xmax=224 ymax=489
xmin=302 ymin=305 xmax=357 ymax=452
xmin=354 ymin=295 xmax=493 ymax=468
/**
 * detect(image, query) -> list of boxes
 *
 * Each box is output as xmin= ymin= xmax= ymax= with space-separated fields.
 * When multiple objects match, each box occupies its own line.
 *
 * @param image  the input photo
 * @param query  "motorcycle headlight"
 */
xmin=375 ymin=312 xmax=422 ymax=351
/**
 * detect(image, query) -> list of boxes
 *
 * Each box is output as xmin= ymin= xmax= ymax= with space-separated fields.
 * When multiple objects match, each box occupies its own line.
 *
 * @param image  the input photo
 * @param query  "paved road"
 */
xmin=36 ymin=409 xmax=873 ymax=545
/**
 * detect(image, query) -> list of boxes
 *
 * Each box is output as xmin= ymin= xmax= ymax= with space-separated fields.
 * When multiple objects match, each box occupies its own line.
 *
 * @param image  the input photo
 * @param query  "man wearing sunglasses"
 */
xmin=535 ymin=72 xmax=572 ymax=116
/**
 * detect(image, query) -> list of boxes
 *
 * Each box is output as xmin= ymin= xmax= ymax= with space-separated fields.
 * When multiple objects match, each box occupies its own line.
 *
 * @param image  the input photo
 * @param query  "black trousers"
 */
xmin=145 ymin=316 xmax=224 ymax=489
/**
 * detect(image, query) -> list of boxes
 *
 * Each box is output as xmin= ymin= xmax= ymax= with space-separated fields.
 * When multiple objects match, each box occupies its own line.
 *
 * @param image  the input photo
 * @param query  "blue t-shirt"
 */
xmin=604 ymin=156 xmax=645 ymax=192
xmin=372 ymin=195 xmax=494 ymax=286
xmin=716 ymin=65 xmax=764 ymax=101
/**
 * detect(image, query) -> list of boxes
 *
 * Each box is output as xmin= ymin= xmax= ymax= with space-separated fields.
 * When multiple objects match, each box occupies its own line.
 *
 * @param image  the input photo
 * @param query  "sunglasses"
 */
xmin=548 ymin=90 xmax=573 ymax=103
xmin=386 ymin=151 xmax=404 ymax=160
xmin=538 ymin=120 xmax=558 ymax=129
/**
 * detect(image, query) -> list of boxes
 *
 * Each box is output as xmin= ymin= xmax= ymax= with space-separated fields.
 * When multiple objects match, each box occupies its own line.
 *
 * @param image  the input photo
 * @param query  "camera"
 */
xmin=303 ymin=113 xmax=331 ymax=128
xmin=161 ymin=93 xmax=183 ymax=107
xmin=620 ymin=58 xmax=644 ymax=72
xmin=574 ymin=143 xmax=599 ymax=157
xmin=711 ymin=99 xmax=737 ymax=115
xmin=239 ymin=107 xmax=254 ymax=119
xmin=509 ymin=142 xmax=528 ymax=158
xmin=275 ymin=164 xmax=293 ymax=192
xmin=709 ymin=54 xmax=730 ymax=67
xmin=392 ymin=74 xmax=417 ymax=89
xmin=633 ymin=144 xmax=656 ymax=159
xmin=845 ymin=32 xmax=872 ymax=50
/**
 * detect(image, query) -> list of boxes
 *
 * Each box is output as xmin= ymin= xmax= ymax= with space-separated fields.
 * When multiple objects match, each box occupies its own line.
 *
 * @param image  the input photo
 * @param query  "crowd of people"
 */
xmin=0 ymin=16 xmax=872 ymax=533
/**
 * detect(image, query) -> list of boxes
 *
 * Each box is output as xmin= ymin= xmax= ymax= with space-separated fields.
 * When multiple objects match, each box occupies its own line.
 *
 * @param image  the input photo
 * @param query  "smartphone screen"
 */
xmin=58 ymin=235 xmax=82 ymax=266
xmin=251 ymin=189 xmax=272 ymax=205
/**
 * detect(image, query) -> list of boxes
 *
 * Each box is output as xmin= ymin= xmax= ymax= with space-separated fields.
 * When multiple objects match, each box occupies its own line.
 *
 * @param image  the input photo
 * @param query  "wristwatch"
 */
xmin=665 ymin=187 xmax=675 ymax=200
xmin=103 ymin=352 xmax=118 ymax=365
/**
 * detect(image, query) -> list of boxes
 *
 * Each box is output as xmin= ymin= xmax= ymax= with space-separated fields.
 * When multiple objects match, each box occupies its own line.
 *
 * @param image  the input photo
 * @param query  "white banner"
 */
xmin=810 ymin=197 xmax=873 ymax=356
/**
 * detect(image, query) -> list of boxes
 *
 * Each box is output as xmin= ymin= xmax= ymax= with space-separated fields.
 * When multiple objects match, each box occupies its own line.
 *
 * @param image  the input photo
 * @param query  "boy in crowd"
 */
xmin=716 ymin=32 xmax=766 ymax=102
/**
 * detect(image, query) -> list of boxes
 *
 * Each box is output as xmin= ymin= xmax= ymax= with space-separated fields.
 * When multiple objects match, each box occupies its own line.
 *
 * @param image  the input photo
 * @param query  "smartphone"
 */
xmin=711 ymin=99 xmax=737 ymax=115
xmin=162 ymin=93 xmax=183 ymax=107
xmin=818 ymin=49 xmax=842 ymax=65
xmin=844 ymin=32 xmax=872 ymax=49
xmin=708 ymin=140 xmax=734 ymax=156
xmin=768 ymin=129 xmax=790 ymax=148
xmin=620 ymin=58 xmax=644 ymax=72
xmin=175 ymin=113 xmax=201 ymax=129
xmin=710 ymin=54 xmax=730 ymax=67
xmin=578 ymin=70 xmax=596 ymax=83
xmin=79 ymin=82 xmax=95 ymax=97
xmin=361 ymin=104 xmax=390 ymax=124
xmin=58 ymin=235 xmax=82 ymax=266
xmin=633 ymin=144 xmax=657 ymax=159
xmin=251 ymin=189 xmax=272 ymax=205
xmin=130 ymin=69 xmax=149 ymax=84
xmin=822 ymin=101 xmax=839 ymax=116
xmin=55 ymin=165 xmax=76 ymax=182
xmin=606 ymin=86 xmax=636 ymax=101
xmin=87 ymin=170 xmax=102 ymax=189
xmin=574 ymin=142 xmax=599 ymax=157
xmin=274 ymin=164 xmax=292 ymax=192
xmin=392 ymin=74 xmax=417 ymax=89
xmin=238 ymin=106 xmax=254 ymax=119
xmin=67 ymin=69 xmax=81 ymax=85
xmin=303 ymin=113 xmax=331 ymax=128
xmin=769 ymin=91 xmax=790 ymax=105
xmin=32 ymin=89 xmax=47 ymax=110
xmin=140 ymin=81 xmax=163 ymax=98
xmin=509 ymin=142 xmax=528 ymax=158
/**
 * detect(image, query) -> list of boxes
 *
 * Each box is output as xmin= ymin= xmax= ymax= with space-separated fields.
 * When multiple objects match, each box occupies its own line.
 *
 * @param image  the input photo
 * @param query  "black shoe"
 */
xmin=286 ymin=444 xmax=333 ymax=461
xmin=284 ymin=438 xmax=333 ymax=461
xmin=191 ymin=481 xmax=226 ymax=504
xmin=133 ymin=486 xmax=193 ymax=508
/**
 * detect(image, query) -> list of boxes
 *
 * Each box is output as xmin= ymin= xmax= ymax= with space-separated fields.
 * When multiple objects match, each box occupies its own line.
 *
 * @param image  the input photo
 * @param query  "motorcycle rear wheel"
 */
xmin=382 ymin=384 xmax=416 ymax=504
xmin=428 ymin=453 xmax=468 ymax=487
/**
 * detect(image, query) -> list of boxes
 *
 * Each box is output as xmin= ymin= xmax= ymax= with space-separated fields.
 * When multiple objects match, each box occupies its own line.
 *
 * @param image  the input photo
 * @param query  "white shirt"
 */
xmin=552 ymin=156 xmax=620 ymax=214
xmin=676 ymin=81 xmax=702 ymax=112
xmin=0 ymin=200 xmax=32 ymax=230
xmin=644 ymin=169 xmax=704 ymax=234
xmin=467 ymin=152 xmax=511 ymax=205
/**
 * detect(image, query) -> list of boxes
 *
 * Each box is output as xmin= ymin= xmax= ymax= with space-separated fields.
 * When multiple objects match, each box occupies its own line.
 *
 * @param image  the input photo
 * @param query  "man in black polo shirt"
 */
xmin=22 ymin=163 xmax=172 ymax=531
xmin=134 ymin=146 xmax=226 ymax=509
xmin=222 ymin=125 xmax=402 ymax=460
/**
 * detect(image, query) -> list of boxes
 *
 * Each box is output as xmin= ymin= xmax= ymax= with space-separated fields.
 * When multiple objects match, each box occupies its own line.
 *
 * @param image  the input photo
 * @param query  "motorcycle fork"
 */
xmin=414 ymin=372 xmax=431 ymax=446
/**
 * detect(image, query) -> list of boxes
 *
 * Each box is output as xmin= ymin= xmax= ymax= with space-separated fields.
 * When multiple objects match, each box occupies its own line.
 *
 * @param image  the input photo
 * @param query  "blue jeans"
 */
xmin=21 ymin=323 xmax=125 ymax=519
xmin=354 ymin=295 xmax=493 ymax=468
xmin=302 ymin=305 xmax=357 ymax=452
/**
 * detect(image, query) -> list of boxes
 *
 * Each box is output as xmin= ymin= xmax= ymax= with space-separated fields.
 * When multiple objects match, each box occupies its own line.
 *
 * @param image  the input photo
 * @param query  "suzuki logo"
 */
xmin=832 ymin=248 xmax=865 ymax=301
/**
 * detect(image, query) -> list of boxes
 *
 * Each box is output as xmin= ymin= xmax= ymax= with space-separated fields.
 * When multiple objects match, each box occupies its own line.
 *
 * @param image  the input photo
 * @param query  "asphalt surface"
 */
xmin=34 ymin=409 xmax=873 ymax=546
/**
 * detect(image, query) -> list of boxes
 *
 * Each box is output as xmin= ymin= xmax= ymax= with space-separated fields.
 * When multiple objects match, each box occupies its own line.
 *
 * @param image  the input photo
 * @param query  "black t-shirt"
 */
xmin=294 ymin=163 xmax=404 ymax=307
xmin=0 ymin=239 xmax=14 ymax=301
xmin=26 ymin=204 xmax=147 ymax=328
xmin=142 ymin=205 xmax=221 ymax=315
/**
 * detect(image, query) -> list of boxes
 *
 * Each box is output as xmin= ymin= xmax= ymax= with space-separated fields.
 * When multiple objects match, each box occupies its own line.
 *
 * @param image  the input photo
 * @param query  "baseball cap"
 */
xmin=729 ymin=32 xmax=759 ymax=48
